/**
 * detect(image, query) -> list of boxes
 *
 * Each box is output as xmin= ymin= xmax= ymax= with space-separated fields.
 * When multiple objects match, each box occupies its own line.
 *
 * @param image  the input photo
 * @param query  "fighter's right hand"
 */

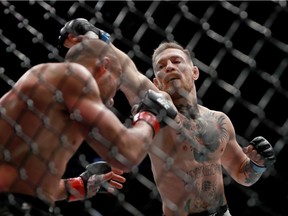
xmin=132 ymin=89 xmax=177 ymax=136
xmin=58 ymin=18 xmax=110 ymax=50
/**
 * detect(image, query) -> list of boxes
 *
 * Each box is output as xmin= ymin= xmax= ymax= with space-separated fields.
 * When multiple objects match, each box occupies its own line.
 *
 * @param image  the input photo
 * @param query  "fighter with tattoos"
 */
xmin=144 ymin=41 xmax=276 ymax=216
xmin=58 ymin=19 xmax=276 ymax=216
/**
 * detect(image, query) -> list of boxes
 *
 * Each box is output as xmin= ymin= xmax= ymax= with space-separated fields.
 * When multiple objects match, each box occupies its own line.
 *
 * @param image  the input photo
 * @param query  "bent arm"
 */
xmin=63 ymin=64 xmax=155 ymax=172
xmin=221 ymin=114 xmax=262 ymax=186
xmin=84 ymin=103 xmax=154 ymax=172
xmin=59 ymin=21 xmax=159 ymax=106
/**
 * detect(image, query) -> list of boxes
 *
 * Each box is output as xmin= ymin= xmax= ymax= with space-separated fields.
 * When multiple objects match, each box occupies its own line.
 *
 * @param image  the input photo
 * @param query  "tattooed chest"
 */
xmin=176 ymin=112 xmax=229 ymax=161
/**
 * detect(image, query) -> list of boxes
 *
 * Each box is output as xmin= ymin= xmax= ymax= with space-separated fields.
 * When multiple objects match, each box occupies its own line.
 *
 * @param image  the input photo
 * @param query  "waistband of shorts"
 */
xmin=187 ymin=204 xmax=228 ymax=216
xmin=0 ymin=192 xmax=52 ymax=212
xmin=162 ymin=204 xmax=228 ymax=216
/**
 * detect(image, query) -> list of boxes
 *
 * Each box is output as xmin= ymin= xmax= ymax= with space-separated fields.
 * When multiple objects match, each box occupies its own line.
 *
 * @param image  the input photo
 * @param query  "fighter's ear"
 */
xmin=102 ymin=57 xmax=110 ymax=70
xmin=95 ymin=57 xmax=110 ymax=77
xmin=192 ymin=66 xmax=199 ymax=80
xmin=153 ymin=77 xmax=159 ymax=88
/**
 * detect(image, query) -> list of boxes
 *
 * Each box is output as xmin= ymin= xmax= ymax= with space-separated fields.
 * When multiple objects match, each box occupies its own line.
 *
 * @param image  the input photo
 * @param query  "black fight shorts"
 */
xmin=163 ymin=204 xmax=230 ymax=216
xmin=0 ymin=193 xmax=54 ymax=216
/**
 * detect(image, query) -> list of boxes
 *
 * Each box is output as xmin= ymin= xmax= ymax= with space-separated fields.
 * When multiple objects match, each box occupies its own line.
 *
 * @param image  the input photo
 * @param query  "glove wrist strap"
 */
xmin=133 ymin=111 xmax=160 ymax=137
xmin=250 ymin=160 xmax=266 ymax=173
xmin=65 ymin=177 xmax=85 ymax=202
xmin=100 ymin=32 xmax=110 ymax=43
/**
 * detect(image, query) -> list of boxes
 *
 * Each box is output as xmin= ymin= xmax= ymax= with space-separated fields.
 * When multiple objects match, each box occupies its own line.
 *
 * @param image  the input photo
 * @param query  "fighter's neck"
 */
xmin=173 ymin=98 xmax=200 ymax=119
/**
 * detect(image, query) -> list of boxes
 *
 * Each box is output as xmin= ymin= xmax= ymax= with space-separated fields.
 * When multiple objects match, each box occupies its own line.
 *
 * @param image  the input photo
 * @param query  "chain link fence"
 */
xmin=0 ymin=1 xmax=288 ymax=216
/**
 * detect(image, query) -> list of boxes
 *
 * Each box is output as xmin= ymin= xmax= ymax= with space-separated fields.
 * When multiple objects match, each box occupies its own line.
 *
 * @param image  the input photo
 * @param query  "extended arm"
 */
xmin=58 ymin=18 xmax=160 ymax=106
xmin=108 ymin=43 xmax=160 ymax=106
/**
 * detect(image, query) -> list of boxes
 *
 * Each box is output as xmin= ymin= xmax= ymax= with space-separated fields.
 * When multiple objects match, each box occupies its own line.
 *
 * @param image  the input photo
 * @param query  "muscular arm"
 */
xmin=220 ymin=114 xmax=262 ymax=186
xmin=62 ymin=63 xmax=154 ymax=172
xmin=74 ymin=32 xmax=160 ymax=106
xmin=55 ymin=180 xmax=67 ymax=201
xmin=59 ymin=19 xmax=159 ymax=106
xmin=109 ymin=43 xmax=160 ymax=106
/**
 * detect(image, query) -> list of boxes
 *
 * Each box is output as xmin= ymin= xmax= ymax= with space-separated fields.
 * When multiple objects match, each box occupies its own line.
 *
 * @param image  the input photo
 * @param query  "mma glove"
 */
xmin=249 ymin=136 xmax=276 ymax=173
xmin=132 ymin=89 xmax=177 ymax=137
xmin=58 ymin=18 xmax=110 ymax=51
xmin=64 ymin=161 xmax=111 ymax=202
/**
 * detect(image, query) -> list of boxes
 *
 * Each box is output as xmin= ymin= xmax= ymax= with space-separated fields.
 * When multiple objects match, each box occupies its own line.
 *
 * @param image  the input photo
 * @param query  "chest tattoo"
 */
xmin=178 ymin=110 xmax=229 ymax=161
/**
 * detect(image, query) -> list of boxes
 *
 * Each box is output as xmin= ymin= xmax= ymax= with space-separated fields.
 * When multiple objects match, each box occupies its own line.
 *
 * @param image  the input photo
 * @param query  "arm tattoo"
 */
xmin=240 ymin=159 xmax=262 ymax=184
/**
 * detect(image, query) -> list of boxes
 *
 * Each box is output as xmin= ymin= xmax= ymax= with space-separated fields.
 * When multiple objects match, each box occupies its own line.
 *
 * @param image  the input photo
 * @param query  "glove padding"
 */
xmin=133 ymin=90 xmax=177 ymax=136
xmin=58 ymin=18 xmax=110 ymax=52
xmin=65 ymin=161 xmax=112 ymax=201
xmin=250 ymin=136 xmax=276 ymax=168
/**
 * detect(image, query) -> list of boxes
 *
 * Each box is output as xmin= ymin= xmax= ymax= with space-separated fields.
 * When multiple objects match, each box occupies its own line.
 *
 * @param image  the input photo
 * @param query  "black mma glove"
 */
xmin=58 ymin=18 xmax=110 ymax=52
xmin=132 ymin=89 xmax=177 ymax=136
xmin=249 ymin=136 xmax=276 ymax=173
xmin=64 ymin=161 xmax=111 ymax=202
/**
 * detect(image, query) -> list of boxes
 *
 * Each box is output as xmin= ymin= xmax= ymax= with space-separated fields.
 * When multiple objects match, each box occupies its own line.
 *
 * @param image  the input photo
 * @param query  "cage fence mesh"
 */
xmin=0 ymin=1 xmax=288 ymax=216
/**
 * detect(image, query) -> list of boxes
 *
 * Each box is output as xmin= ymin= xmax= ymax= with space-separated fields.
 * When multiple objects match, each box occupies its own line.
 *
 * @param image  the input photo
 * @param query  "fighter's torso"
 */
xmin=149 ymin=106 xmax=230 ymax=216
xmin=0 ymin=63 xmax=88 ymax=204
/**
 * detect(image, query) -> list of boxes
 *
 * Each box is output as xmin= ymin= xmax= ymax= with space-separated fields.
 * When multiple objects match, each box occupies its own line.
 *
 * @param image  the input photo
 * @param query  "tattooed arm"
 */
xmin=220 ymin=113 xmax=264 ymax=186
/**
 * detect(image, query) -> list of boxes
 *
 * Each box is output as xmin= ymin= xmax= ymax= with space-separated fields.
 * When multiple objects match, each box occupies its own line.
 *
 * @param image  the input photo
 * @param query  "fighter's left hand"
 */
xmin=243 ymin=136 xmax=276 ymax=168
